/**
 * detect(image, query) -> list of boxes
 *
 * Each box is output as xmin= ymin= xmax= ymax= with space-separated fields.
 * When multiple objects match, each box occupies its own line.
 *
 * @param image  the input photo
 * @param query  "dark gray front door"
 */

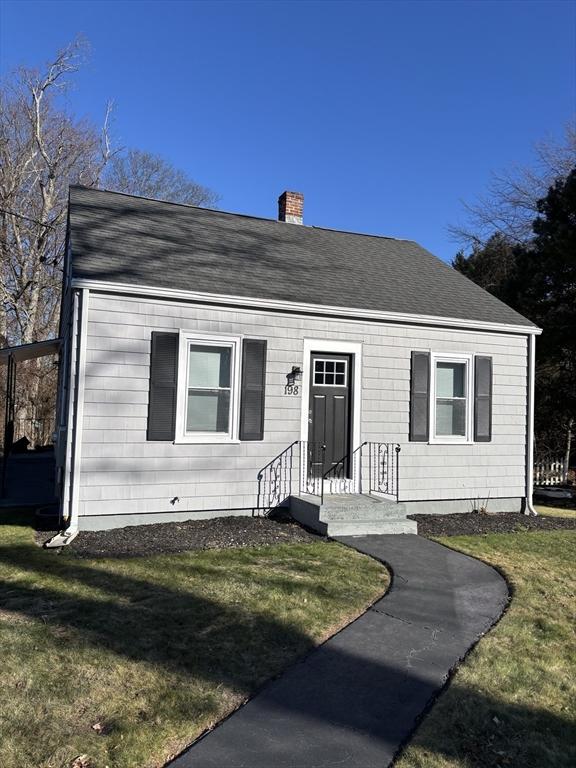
xmin=308 ymin=353 xmax=352 ymax=477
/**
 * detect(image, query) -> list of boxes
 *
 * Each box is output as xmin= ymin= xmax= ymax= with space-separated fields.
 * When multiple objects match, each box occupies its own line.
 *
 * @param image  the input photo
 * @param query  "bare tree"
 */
xmin=450 ymin=123 xmax=576 ymax=248
xmin=103 ymin=149 xmax=218 ymax=206
xmin=0 ymin=39 xmax=113 ymax=446
xmin=0 ymin=38 xmax=112 ymax=348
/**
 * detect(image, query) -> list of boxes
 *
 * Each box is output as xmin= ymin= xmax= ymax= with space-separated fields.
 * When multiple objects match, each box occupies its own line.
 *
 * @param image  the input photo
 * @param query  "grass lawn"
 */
xmin=535 ymin=504 xmax=576 ymax=519
xmin=396 ymin=530 xmax=576 ymax=768
xmin=0 ymin=517 xmax=388 ymax=768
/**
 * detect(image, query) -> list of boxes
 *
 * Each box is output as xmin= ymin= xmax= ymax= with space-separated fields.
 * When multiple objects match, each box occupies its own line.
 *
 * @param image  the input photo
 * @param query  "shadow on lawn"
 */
xmin=0 ymin=540 xmax=321 ymax=694
xmin=0 ymin=537 xmax=574 ymax=768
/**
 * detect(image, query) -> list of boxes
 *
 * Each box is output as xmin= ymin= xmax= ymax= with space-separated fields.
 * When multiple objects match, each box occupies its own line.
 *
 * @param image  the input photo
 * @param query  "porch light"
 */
xmin=286 ymin=366 xmax=303 ymax=386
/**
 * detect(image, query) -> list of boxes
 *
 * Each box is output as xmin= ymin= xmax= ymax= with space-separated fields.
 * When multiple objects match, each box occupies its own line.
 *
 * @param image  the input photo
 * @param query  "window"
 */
xmin=186 ymin=344 xmax=232 ymax=433
xmin=431 ymin=355 xmax=472 ymax=442
xmin=313 ymin=359 xmax=347 ymax=386
xmin=177 ymin=334 xmax=240 ymax=442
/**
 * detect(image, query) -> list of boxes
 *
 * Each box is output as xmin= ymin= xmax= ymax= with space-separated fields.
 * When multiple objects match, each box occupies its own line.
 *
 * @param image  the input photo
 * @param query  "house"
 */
xmin=45 ymin=186 xmax=540 ymax=541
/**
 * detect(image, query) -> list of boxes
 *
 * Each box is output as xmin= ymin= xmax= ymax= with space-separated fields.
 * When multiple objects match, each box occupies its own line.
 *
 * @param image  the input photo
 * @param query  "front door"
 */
xmin=307 ymin=353 xmax=352 ymax=479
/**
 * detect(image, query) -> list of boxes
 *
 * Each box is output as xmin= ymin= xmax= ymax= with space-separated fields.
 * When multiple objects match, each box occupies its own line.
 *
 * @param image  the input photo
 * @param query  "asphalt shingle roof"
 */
xmin=68 ymin=186 xmax=535 ymax=328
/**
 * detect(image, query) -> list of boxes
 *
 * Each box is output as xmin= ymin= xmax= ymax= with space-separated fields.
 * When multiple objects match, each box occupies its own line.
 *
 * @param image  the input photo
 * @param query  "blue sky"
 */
xmin=1 ymin=0 xmax=574 ymax=262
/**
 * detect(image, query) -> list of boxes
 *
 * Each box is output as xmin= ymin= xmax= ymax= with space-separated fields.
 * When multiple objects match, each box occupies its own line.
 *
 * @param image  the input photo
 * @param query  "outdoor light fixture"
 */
xmin=286 ymin=366 xmax=303 ymax=386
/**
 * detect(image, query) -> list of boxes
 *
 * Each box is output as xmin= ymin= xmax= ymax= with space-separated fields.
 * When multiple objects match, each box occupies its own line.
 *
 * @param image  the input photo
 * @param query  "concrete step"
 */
xmin=289 ymin=494 xmax=328 ymax=535
xmin=321 ymin=494 xmax=394 ymax=515
xmin=321 ymin=501 xmax=408 ymax=521
xmin=327 ymin=518 xmax=418 ymax=536
xmin=289 ymin=493 xmax=417 ymax=536
xmin=321 ymin=493 xmax=387 ymax=508
xmin=323 ymin=508 xmax=408 ymax=522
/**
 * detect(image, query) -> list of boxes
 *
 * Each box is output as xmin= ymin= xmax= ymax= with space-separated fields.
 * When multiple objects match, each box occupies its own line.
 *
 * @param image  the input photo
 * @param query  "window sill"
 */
xmin=173 ymin=437 xmax=241 ymax=445
xmin=428 ymin=439 xmax=474 ymax=445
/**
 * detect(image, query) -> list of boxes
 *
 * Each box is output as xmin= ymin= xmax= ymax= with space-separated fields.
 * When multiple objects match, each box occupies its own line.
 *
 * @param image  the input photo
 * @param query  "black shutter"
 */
xmin=410 ymin=351 xmax=430 ymax=442
xmin=147 ymin=332 xmax=179 ymax=441
xmin=239 ymin=339 xmax=267 ymax=441
xmin=474 ymin=356 xmax=492 ymax=442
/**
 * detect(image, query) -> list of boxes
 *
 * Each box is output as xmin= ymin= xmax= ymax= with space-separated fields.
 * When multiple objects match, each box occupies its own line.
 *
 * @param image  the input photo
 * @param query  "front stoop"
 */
xmin=289 ymin=494 xmax=418 ymax=536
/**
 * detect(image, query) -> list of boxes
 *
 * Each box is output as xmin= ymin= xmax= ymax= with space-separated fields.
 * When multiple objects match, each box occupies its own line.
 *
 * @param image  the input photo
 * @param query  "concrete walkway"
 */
xmin=170 ymin=534 xmax=509 ymax=768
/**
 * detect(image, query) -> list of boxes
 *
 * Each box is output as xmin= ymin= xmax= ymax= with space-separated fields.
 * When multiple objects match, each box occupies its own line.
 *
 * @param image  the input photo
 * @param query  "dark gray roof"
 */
xmin=68 ymin=186 xmax=535 ymax=328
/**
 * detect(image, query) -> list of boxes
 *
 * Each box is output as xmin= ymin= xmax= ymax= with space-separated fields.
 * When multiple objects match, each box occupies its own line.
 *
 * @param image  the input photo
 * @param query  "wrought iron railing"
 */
xmin=323 ymin=441 xmax=401 ymax=499
xmin=257 ymin=440 xmax=400 ymax=512
xmin=367 ymin=442 xmax=401 ymax=498
xmin=257 ymin=441 xmax=298 ymax=512
xmin=299 ymin=441 xmax=326 ymax=500
xmin=323 ymin=444 xmax=364 ymax=494
xmin=257 ymin=441 xmax=325 ymax=512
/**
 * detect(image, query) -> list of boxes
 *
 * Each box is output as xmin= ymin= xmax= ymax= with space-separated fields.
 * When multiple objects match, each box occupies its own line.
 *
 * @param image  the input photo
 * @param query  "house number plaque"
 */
xmin=284 ymin=384 xmax=300 ymax=396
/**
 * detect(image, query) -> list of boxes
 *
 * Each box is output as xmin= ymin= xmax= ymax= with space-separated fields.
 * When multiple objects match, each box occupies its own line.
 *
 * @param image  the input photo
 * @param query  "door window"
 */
xmin=313 ymin=358 xmax=347 ymax=386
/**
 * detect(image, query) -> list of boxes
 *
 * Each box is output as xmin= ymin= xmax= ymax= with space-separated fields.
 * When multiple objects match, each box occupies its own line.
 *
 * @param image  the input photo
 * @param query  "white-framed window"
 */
xmin=430 ymin=353 xmax=473 ymax=443
xmin=175 ymin=332 xmax=241 ymax=443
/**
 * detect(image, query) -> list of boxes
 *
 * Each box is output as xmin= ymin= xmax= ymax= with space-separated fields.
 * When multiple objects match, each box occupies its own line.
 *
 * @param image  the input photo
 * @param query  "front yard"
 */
xmin=3 ymin=509 xmax=575 ymax=768
xmin=396 ymin=529 xmax=576 ymax=768
xmin=0 ymin=515 xmax=388 ymax=768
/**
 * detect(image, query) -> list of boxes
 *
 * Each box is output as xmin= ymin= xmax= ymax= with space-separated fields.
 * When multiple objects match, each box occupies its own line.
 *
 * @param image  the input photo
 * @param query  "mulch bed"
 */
xmin=411 ymin=511 xmax=576 ymax=537
xmin=36 ymin=514 xmax=320 ymax=558
xmin=34 ymin=507 xmax=576 ymax=558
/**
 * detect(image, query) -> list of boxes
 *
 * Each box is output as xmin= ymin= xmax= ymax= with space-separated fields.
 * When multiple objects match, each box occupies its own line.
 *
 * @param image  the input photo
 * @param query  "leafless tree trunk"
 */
xmin=0 ymin=39 xmax=112 ymax=348
xmin=0 ymin=39 xmax=112 ymax=444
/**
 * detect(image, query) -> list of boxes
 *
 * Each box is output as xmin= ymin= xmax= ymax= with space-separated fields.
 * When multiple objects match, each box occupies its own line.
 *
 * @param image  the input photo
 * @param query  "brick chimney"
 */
xmin=278 ymin=191 xmax=304 ymax=224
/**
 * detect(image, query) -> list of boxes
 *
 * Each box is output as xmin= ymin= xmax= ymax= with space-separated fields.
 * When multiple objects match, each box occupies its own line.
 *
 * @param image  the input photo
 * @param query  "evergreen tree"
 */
xmin=454 ymin=169 xmax=576 ymax=461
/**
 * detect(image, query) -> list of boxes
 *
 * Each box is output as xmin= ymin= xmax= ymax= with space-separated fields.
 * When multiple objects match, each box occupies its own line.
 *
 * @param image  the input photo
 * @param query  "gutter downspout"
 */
xmin=525 ymin=332 xmax=537 ymax=516
xmin=45 ymin=288 xmax=88 ymax=547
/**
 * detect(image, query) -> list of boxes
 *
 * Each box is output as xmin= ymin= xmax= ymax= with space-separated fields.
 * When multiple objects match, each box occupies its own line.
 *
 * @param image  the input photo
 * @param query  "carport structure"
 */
xmin=0 ymin=338 xmax=61 ymax=501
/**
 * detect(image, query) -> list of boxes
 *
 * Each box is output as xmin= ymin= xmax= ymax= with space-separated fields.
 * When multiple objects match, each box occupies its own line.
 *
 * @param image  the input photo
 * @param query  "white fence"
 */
xmin=534 ymin=457 xmax=568 ymax=486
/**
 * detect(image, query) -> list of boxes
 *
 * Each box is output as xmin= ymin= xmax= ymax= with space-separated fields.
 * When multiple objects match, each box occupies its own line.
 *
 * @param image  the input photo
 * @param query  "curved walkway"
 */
xmin=170 ymin=534 xmax=509 ymax=768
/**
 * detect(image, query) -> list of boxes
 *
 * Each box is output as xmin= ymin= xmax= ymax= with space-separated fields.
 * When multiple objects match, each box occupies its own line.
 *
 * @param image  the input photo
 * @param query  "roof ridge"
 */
xmin=310 ymin=224 xmax=412 ymax=243
xmin=69 ymin=185 xmax=410 ymax=243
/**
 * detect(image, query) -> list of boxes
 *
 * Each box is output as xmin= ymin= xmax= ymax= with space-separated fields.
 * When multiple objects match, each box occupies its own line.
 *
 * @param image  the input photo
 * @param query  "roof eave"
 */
xmin=70 ymin=277 xmax=541 ymax=335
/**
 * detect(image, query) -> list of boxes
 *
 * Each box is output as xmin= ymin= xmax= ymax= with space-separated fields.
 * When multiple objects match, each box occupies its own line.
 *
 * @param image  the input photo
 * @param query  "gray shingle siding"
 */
xmin=76 ymin=293 xmax=527 ymax=528
xmin=68 ymin=186 xmax=535 ymax=329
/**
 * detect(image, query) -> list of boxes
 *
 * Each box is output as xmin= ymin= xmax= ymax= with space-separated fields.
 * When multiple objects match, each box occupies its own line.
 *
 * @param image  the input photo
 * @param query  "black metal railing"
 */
xmin=367 ymin=442 xmax=401 ymax=498
xmin=257 ymin=440 xmax=298 ymax=512
xmin=299 ymin=441 xmax=326 ymax=501
xmin=257 ymin=440 xmax=325 ymax=512
xmin=323 ymin=444 xmax=364 ymax=494
xmin=323 ymin=441 xmax=401 ymax=500
xmin=257 ymin=440 xmax=400 ymax=512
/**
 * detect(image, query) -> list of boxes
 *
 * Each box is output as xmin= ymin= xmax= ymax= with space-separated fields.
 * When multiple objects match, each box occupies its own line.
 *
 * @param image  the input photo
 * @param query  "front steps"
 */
xmin=289 ymin=493 xmax=418 ymax=536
